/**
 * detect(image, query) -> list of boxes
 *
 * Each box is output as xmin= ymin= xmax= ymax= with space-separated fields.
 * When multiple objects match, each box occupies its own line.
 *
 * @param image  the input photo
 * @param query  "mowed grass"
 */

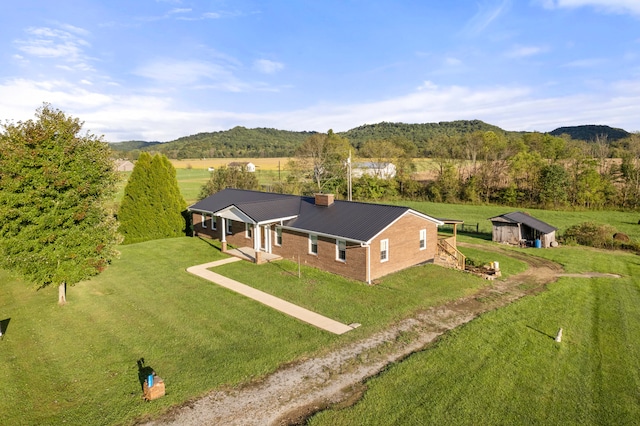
xmin=213 ymin=257 xmax=505 ymax=333
xmin=308 ymin=247 xmax=640 ymax=425
xmin=0 ymin=236 xmax=503 ymax=425
xmin=396 ymin=200 xmax=640 ymax=241
xmin=114 ymin=169 xmax=211 ymax=205
xmin=114 ymin=166 xmax=289 ymax=205
xmin=0 ymin=238 xmax=335 ymax=425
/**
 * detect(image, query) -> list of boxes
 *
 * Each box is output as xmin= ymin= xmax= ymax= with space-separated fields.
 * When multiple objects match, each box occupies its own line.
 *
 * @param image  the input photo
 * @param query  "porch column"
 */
xmin=263 ymin=225 xmax=271 ymax=254
xmin=254 ymin=224 xmax=261 ymax=252
xmin=220 ymin=217 xmax=227 ymax=252
xmin=452 ymin=223 xmax=458 ymax=248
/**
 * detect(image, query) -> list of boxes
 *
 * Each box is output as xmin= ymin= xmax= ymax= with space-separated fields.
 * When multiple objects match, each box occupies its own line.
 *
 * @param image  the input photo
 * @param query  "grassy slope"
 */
xmin=0 ymin=237 xmax=505 ymax=425
xmin=0 ymin=238 xmax=334 ymax=425
xmin=308 ymin=247 xmax=640 ymax=425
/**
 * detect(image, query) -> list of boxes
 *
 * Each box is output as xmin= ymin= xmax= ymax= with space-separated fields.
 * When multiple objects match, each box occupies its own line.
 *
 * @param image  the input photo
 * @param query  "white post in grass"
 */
xmin=555 ymin=328 xmax=563 ymax=343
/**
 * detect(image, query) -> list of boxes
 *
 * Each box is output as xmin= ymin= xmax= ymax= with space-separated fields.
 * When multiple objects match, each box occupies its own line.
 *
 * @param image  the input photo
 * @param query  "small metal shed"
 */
xmin=488 ymin=212 xmax=557 ymax=248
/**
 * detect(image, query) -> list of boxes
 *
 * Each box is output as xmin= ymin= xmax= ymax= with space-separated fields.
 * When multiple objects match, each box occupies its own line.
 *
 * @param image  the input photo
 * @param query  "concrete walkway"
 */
xmin=186 ymin=258 xmax=355 ymax=335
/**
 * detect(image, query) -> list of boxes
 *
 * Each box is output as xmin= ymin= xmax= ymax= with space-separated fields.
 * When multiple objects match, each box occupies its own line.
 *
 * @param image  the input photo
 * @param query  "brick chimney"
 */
xmin=314 ymin=193 xmax=335 ymax=206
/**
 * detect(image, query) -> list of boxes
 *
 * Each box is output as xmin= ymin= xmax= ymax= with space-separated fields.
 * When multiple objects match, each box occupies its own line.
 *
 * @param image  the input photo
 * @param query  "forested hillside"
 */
xmin=111 ymin=127 xmax=316 ymax=159
xmin=109 ymin=120 xmax=518 ymax=159
xmin=549 ymin=125 xmax=630 ymax=142
xmin=341 ymin=120 xmax=509 ymax=149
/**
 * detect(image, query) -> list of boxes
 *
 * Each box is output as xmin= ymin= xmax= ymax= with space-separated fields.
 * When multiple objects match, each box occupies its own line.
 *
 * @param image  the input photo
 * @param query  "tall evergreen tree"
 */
xmin=0 ymin=105 xmax=121 ymax=305
xmin=118 ymin=153 xmax=186 ymax=244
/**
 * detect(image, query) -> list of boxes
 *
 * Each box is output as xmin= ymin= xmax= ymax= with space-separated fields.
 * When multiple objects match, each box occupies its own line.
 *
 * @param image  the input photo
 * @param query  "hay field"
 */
xmin=170 ymin=158 xmax=291 ymax=171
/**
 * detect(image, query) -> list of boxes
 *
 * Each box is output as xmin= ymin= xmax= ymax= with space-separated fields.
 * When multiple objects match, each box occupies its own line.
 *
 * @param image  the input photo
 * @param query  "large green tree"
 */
xmin=292 ymin=130 xmax=352 ymax=193
xmin=118 ymin=152 xmax=186 ymax=244
xmin=198 ymin=165 xmax=259 ymax=199
xmin=0 ymin=105 xmax=121 ymax=304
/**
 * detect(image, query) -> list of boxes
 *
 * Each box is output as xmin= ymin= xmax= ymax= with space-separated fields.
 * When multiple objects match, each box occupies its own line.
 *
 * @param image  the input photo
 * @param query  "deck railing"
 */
xmin=437 ymin=238 xmax=466 ymax=270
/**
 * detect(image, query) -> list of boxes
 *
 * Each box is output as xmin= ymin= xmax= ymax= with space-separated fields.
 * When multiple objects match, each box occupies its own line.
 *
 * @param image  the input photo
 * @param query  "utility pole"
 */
xmin=347 ymin=150 xmax=352 ymax=201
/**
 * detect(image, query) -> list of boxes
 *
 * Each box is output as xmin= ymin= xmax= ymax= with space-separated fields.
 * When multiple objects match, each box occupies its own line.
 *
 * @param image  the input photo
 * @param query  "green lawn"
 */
xmin=114 ymin=169 xmax=211 ymax=206
xmin=214 ymin=257 xmax=500 ymax=333
xmin=308 ymin=246 xmax=640 ymax=425
xmin=396 ymin=200 xmax=640 ymax=241
xmin=0 ymin=237 xmax=500 ymax=425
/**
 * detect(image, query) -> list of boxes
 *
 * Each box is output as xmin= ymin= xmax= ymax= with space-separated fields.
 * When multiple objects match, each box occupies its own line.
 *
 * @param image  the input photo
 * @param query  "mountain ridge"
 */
xmin=109 ymin=121 xmax=633 ymax=158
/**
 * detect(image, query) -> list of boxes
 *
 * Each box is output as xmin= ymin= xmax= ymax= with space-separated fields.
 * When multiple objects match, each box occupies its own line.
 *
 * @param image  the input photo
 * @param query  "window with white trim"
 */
xmin=275 ymin=227 xmax=282 ymax=246
xmin=380 ymin=239 xmax=389 ymax=262
xmin=419 ymin=229 xmax=427 ymax=250
xmin=309 ymin=234 xmax=318 ymax=255
xmin=201 ymin=214 xmax=207 ymax=228
xmin=245 ymin=223 xmax=254 ymax=239
xmin=211 ymin=216 xmax=217 ymax=230
xmin=226 ymin=219 xmax=233 ymax=235
xmin=337 ymin=239 xmax=346 ymax=262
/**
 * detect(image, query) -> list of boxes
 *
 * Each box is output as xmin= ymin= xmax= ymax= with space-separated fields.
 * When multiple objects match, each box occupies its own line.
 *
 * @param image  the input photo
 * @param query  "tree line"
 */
xmin=204 ymin=127 xmax=640 ymax=210
xmin=425 ymin=130 xmax=640 ymax=209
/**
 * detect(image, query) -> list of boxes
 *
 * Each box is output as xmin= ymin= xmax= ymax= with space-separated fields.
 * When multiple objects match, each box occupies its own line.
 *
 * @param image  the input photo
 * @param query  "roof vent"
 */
xmin=314 ymin=193 xmax=334 ymax=206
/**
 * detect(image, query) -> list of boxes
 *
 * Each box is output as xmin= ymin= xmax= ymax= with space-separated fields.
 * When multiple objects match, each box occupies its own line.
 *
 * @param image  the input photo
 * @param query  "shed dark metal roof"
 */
xmin=489 ymin=211 xmax=557 ymax=234
xmin=189 ymin=189 xmax=442 ymax=243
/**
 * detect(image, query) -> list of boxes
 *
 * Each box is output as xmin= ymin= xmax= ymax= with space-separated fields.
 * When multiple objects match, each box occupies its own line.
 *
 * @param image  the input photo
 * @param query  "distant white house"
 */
xmin=228 ymin=161 xmax=256 ymax=172
xmin=352 ymin=162 xmax=396 ymax=179
xmin=115 ymin=159 xmax=134 ymax=172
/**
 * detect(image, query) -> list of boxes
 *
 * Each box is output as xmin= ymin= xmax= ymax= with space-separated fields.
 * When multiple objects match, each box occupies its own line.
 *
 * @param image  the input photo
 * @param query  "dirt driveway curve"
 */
xmin=142 ymin=245 xmax=573 ymax=426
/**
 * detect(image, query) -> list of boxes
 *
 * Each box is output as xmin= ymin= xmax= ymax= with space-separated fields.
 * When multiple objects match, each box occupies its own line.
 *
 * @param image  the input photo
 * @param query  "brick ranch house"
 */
xmin=188 ymin=189 xmax=463 ymax=284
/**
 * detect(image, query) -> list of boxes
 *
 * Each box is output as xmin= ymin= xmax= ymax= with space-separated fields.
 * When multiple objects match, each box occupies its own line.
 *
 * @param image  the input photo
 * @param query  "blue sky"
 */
xmin=1 ymin=0 xmax=639 ymax=142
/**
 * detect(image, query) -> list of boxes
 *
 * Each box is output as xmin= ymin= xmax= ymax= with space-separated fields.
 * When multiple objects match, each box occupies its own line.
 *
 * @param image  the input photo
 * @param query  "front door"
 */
xmin=263 ymin=225 xmax=272 ymax=253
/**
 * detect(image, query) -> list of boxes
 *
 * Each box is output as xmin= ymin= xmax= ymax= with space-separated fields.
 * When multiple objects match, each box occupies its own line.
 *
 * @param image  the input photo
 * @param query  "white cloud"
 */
xmin=417 ymin=81 xmax=439 ymax=91
xmin=169 ymin=8 xmax=191 ymax=14
xmin=562 ymin=58 xmax=606 ymax=67
xmin=537 ymin=0 xmax=640 ymax=17
xmin=3 ymin=75 xmax=640 ymax=142
xmin=13 ymin=26 xmax=94 ymax=72
xmin=134 ymin=58 xmax=283 ymax=93
xmin=253 ymin=59 xmax=284 ymax=74
xmin=506 ymin=45 xmax=548 ymax=58
xmin=134 ymin=59 xmax=234 ymax=86
xmin=444 ymin=57 xmax=463 ymax=66
xmin=463 ymin=0 xmax=511 ymax=35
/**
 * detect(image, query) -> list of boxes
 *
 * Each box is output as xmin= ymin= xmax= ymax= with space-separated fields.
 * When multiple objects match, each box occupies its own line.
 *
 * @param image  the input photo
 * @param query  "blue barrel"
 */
xmin=148 ymin=374 xmax=154 ymax=387
xmin=535 ymin=239 xmax=542 ymax=248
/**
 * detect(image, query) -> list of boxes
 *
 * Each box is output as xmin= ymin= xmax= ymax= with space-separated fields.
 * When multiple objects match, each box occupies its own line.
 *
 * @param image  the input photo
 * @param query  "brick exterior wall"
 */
xmin=368 ymin=212 xmax=438 ymax=281
xmin=192 ymin=213 xmax=251 ymax=248
xmin=192 ymin=211 xmax=439 ymax=283
xmin=272 ymin=230 xmax=367 ymax=282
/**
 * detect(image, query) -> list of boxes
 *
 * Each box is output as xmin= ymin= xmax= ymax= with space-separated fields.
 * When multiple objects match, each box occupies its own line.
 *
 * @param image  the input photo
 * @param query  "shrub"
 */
xmin=562 ymin=222 xmax=617 ymax=249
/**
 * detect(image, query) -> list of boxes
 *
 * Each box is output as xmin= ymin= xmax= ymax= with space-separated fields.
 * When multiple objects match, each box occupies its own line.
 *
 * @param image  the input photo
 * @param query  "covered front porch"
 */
xmin=214 ymin=203 xmax=294 ymax=265
xmin=225 ymin=246 xmax=282 ymax=264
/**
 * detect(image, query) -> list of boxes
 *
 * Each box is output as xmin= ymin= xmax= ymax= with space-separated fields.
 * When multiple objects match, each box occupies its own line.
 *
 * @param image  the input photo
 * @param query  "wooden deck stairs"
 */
xmin=435 ymin=237 xmax=466 ymax=270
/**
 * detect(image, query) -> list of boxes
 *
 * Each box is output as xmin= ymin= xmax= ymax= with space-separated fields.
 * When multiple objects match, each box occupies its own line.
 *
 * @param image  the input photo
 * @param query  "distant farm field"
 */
xmin=169 ymin=157 xmax=291 ymax=170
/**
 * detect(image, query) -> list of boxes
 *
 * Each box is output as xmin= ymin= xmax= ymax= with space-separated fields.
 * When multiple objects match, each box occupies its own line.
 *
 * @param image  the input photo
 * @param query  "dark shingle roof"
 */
xmin=189 ymin=189 xmax=301 ymax=222
xmin=285 ymin=198 xmax=410 ymax=242
xmin=489 ymin=211 xmax=557 ymax=234
xmin=189 ymin=189 xmax=441 ymax=243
